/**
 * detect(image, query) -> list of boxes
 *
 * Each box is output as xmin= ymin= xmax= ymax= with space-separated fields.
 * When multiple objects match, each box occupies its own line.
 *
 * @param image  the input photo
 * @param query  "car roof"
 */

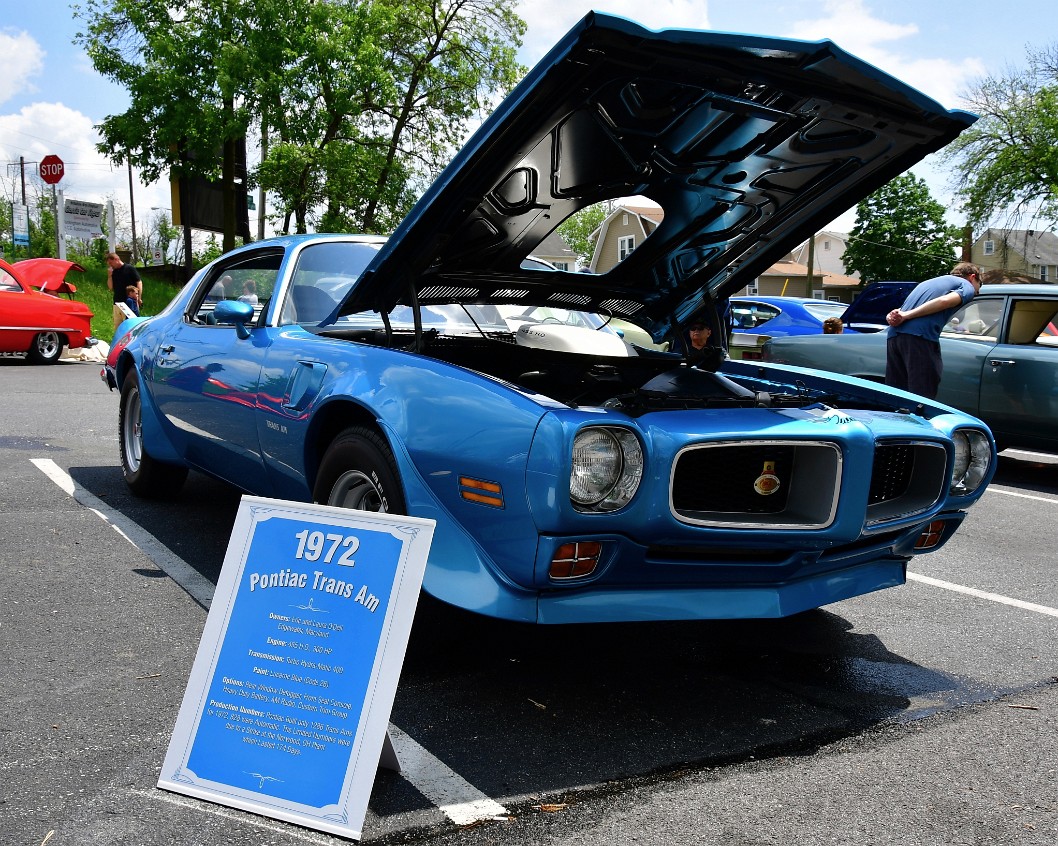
xmin=978 ymin=283 xmax=1058 ymax=295
xmin=733 ymin=296 xmax=829 ymax=306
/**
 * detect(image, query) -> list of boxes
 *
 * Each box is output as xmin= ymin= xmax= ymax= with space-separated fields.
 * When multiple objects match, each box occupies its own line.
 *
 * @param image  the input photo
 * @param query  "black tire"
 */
xmin=313 ymin=426 xmax=407 ymax=514
xmin=119 ymin=371 xmax=189 ymax=497
xmin=26 ymin=331 xmax=63 ymax=364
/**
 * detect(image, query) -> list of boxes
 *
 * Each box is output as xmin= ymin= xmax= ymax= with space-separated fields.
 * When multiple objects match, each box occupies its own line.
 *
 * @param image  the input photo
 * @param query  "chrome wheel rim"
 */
xmin=327 ymin=470 xmax=387 ymax=512
xmin=36 ymin=332 xmax=61 ymax=359
xmin=122 ymin=388 xmax=144 ymax=473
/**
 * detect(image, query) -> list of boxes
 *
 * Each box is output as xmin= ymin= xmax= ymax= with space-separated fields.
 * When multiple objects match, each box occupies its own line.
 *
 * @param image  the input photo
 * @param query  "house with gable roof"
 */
xmin=588 ymin=204 xmax=665 ymax=273
xmin=532 ymin=231 xmax=578 ymax=270
xmin=972 ymin=228 xmax=1058 ymax=283
xmin=587 ymin=204 xmax=860 ymax=301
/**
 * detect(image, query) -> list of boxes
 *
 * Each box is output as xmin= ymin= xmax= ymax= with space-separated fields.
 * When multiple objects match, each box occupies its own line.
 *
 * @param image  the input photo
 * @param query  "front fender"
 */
xmin=377 ymin=419 xmax=540 ymax=623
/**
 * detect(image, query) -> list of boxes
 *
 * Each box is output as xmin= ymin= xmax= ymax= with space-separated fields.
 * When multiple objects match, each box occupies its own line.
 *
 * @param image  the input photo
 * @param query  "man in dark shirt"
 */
xmin=106 ymin=252 xmax=143 ymax=332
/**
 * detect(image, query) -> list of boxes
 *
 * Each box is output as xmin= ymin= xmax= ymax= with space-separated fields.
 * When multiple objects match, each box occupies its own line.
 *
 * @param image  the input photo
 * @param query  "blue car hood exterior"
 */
xmin=338 ymin=12 xmax=975 ymax=343
xmin=841 ymin=281 xmax=918 ymax=331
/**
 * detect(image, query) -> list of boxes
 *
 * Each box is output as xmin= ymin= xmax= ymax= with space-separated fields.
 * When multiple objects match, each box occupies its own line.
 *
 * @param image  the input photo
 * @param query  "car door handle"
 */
xmin=988 ymin=359 xmax=1015 ymax=367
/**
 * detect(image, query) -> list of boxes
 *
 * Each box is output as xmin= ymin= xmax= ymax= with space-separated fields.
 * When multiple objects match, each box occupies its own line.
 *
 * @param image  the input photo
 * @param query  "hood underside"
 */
xmin=339 ymin=12 xmax=975 ymax=342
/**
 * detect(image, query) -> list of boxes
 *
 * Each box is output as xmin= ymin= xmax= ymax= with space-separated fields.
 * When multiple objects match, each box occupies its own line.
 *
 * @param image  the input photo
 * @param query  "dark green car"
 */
xmin=762 ymin=283 xmax=1058 ymax=453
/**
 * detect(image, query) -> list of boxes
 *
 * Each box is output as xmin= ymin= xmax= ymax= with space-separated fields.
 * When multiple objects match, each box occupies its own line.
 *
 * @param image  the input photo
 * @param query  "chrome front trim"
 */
xmin=670 ymin=439 xmax=842 ymax=530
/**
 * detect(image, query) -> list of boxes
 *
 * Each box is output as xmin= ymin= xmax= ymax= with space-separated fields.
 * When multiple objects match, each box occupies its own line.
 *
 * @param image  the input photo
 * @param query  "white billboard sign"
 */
xmin=63 ymin=198 xmax=105 ymax=240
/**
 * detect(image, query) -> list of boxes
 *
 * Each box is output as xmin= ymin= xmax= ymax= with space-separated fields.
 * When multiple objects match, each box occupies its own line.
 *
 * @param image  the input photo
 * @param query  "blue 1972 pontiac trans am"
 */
xmin=104 ymin=13 xmax=996 ymax=624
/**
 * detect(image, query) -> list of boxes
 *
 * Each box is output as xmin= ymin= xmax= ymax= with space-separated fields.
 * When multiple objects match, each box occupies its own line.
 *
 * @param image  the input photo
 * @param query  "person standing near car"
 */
xmin=885 ymin=262 xmax=982 ymax=398
xmin=107 ymin=252 xmax=143 ymax=332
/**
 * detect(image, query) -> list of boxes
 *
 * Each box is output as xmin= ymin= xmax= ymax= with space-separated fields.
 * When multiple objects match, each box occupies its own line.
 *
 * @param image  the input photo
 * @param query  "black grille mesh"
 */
xmin=869 ymin=443 xmax=914 ymax=504
xmin=672 ymin=445 xmax=794 ymax=514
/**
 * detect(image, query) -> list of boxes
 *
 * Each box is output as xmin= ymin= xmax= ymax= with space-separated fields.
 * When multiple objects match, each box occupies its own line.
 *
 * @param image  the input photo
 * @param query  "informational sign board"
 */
xmin=63 ymin=198 xmax=105 ymax=239
xmin=12 ymin=203 xmax=29 ymax=246
xmin=159 ymin=497 xmax=435 ymax=840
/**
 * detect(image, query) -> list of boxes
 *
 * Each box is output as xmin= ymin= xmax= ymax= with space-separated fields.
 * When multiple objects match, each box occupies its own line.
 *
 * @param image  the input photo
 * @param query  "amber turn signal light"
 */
xmin=549 ymin=541 xmax=602 ymax=580
xmin=915 ymin=520 xmax=946 ymax=549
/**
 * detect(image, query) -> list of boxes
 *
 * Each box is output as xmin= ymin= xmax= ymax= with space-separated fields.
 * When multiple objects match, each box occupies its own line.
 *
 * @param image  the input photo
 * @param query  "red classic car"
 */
xmin=0 ymin=258 xmax=95 ymax=364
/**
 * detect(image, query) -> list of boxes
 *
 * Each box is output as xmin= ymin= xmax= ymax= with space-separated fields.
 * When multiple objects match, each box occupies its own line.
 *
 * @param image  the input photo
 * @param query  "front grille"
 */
xmin=869 ymin=443 xmax=914 ymax=503
xmin=866 ymin=440 xmax=947 ymax=524
xmin=670 ymin=440 xmax=841 ymax=529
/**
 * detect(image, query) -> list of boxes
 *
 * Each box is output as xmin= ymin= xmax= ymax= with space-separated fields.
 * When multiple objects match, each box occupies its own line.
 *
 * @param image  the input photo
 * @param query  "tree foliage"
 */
xmin=943 ymin=44 xmax=1058 ymax=229
xmin=75 ymin=0 xmax=256 ymax=251
xmin=843 ymin=173 xmax=962 ymax=283
xmin=557 ymin=203 xmax=607 ymax=266
xmin=75 ymin=0 xmax=525 ymax=243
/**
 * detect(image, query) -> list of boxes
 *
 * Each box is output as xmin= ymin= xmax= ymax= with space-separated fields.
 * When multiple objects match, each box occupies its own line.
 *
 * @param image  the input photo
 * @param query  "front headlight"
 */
xmin=570 ymin=427 xmax=644 ymax=512
xmin=950 ymin=429 xmax=991 ymax=495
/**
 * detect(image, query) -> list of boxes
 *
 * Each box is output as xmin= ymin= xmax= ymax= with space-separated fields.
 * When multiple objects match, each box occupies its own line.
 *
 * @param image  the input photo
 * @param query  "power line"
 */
xmin=843 ymin=231 xmax=961 ymax=262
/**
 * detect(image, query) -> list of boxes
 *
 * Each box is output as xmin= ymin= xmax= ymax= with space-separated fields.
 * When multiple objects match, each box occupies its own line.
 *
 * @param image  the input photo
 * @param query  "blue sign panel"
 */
xmin=160 ymin=497 xmax=434 ymax=839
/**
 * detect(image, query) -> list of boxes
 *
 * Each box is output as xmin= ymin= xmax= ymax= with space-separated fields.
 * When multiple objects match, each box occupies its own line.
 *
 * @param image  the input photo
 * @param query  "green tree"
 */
xmin=943 ymin=44 xmax=1058 ymax=229
xmin=77 ymin=0 xmax=525 ymax=241
xmin=75 ymin=0 xmax=255 ymax=253
xmin=557 ymin=203 xmax=607 ymax=266
xmin=255 ymin=0 xmax=525 ymax=234
xmin=843 ymin=173 xmax=961 ymax=283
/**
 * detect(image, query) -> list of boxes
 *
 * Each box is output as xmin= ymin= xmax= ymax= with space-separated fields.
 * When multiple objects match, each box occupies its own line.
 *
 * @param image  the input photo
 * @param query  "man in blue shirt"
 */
xmin=885 ymin=262 xmax=982 ymax=398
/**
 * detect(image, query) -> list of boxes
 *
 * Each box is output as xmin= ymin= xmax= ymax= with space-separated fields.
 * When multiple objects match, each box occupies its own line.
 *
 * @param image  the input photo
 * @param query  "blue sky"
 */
xmin=1 ymin=0 xmax=1054 ymax=235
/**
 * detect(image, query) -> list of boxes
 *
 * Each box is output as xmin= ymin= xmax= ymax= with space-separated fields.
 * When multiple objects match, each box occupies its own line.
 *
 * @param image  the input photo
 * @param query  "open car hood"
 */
xmin=841 ymin=281 xmax=918 ymax=331
xmin=336 ymin=12 xmax=974 ymax=342
xmin=15 ymin=258 xmax=86 ymax=295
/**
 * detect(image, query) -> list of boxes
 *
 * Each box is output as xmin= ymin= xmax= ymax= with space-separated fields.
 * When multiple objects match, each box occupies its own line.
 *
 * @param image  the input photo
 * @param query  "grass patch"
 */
xmin=74 ymin=266 xmax=185 ymax=342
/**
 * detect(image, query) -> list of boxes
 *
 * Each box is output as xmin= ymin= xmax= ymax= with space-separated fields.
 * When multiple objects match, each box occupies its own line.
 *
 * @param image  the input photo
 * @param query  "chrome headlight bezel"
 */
xmin=570 ymin=426 xmax=644 ymax=512
xmin=950 ymin=429 xmax=991 ymax=495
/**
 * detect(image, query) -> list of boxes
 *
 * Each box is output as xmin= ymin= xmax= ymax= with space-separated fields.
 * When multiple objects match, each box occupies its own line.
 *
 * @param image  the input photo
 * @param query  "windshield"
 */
xmin=334 ymin=302 xmax=617 ymax=336
xmin=803 ymin=301 xmax=848 ymax=321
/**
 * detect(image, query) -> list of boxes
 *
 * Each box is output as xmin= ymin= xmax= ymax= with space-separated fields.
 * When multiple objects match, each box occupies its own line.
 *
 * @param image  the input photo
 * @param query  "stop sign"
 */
xmin=40 ymin=154 xmax=64 ymax=184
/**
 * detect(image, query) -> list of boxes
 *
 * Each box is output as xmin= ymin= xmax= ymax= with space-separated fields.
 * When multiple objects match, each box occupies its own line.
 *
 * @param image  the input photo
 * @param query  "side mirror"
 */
xmin=213 ymin=300 xmax=255 ymax=340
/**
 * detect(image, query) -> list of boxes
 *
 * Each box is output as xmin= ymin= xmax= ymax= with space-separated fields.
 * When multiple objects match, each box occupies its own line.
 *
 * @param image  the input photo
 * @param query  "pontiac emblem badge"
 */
xmin=753 ymin=460 xmax=781 ymax=496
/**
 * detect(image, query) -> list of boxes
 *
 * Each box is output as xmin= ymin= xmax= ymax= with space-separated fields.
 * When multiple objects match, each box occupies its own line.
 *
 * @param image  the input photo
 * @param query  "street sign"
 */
xmin=40 ymin=155 xmax=64 ymax=184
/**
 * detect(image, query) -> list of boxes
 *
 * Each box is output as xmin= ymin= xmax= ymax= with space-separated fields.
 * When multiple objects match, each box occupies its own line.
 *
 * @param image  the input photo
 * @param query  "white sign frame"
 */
xmin=159 ymin=496 xmax=434 ymax=840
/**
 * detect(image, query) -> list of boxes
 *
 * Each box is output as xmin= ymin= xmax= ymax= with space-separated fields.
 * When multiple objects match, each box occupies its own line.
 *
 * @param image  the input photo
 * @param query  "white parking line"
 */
xmin=31 ymin=458 xmax=215 ymax=608
xmin=387 ymin=725 xmax=509 ymax=824
xmin=31 ymin=457 xmax=509 ymax=829
xmin=907 ymin=572 xmax=1058 ymax=618
xmin=988 ymin=488 xmax=1058 ymax=504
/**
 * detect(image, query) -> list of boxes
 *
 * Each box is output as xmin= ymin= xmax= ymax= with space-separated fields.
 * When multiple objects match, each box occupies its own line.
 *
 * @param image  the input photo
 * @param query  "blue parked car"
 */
xmin=103 ymin=13 xmax=995 ymax=624
xmin=730 ymin=296 xmax=851 ymax=336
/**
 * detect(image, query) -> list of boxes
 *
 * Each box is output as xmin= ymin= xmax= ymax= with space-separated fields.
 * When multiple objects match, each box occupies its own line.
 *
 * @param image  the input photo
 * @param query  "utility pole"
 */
xmin=806 ymin=233 xmax=816 ymax=297
xmin=128 ymin=159 xmax=139 ymax=264
xmin=20 ymin=156 xmax=28 ymax=258
xmin=258 ymin=110 xmax=267 ymax=242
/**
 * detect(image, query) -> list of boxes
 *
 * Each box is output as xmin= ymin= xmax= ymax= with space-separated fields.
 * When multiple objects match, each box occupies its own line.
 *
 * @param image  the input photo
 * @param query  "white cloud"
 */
xmin=517 ymin=0 xmax=711 ymax=64
xmin=0 ymin=102 xmax=169 ymax=216
xmin=0 ymin=29 xmax=45 ymax=105
xmin=783 ymin=0 xmax=982 ymax=108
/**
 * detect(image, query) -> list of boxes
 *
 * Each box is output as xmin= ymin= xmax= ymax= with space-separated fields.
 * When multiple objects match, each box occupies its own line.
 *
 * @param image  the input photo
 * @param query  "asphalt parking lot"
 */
xmin=2 ymin=358 xmax=1056 ymax=845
